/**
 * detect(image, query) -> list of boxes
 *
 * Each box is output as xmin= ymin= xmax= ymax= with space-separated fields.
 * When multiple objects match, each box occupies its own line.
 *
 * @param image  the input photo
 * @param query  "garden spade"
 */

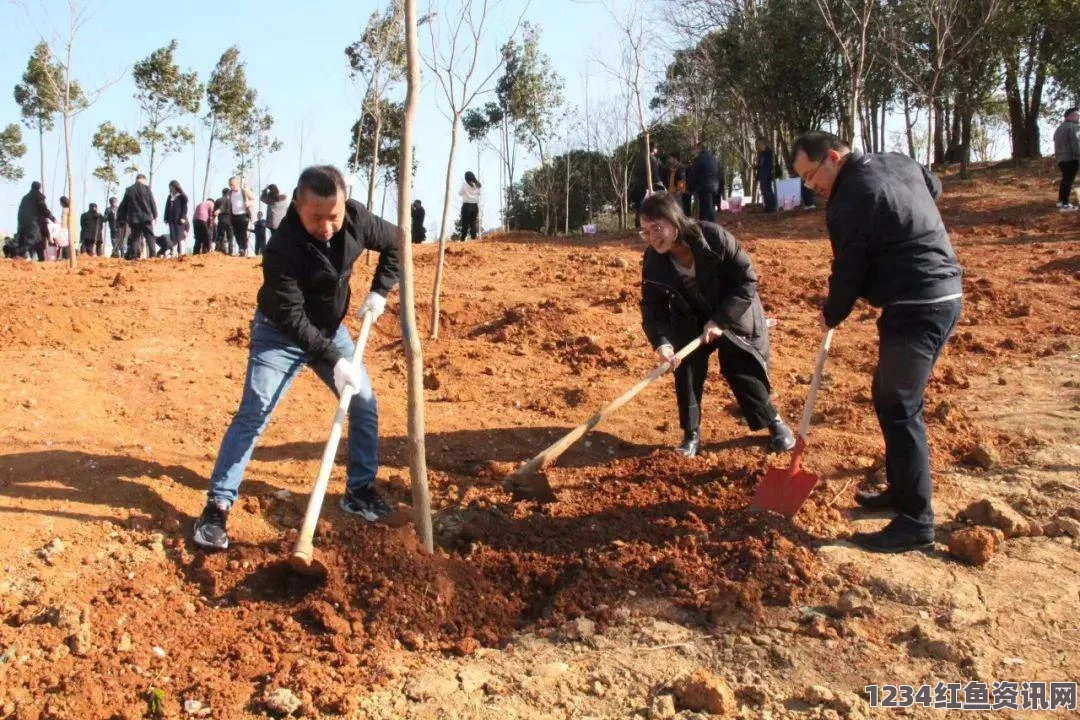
xmin=507 ymin=337 xmax=704 ymax=502
xmin=750 ymin=328 xmax=834 ymax=518
xmin=289 ymin=311 xmax=374 ymax=576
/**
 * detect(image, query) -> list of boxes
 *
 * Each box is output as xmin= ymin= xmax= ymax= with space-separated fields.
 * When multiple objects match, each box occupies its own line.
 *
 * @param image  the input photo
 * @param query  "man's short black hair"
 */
xmin=136 ymin=173 xmax=147 ymax=181
xmin=31 ymin=181 xmax=41 ymax=192
xmin=1067 ymin=107 xmax=1079 ymax=117
xmin=792 ymin=131 xmax=850 ymax=162
xmin=89 ymin=202 xmax=98 ymax=210
xmin=296 ymin=165 xmax=347 ymax=200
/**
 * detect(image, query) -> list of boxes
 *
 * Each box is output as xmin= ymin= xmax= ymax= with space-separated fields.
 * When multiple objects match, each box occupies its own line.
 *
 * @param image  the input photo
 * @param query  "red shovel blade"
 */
xmin=749 ymin=440 xmax=822 ymax=519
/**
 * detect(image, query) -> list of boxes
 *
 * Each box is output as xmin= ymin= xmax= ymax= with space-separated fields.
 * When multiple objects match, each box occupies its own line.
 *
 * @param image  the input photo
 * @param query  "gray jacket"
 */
xmin=1054 ymin=120 xmax=1080 ymax=163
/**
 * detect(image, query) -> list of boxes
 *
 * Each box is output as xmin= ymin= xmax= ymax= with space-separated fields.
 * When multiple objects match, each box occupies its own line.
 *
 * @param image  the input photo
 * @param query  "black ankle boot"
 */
xmin=675 ymin=430 xmax=700 ymax=458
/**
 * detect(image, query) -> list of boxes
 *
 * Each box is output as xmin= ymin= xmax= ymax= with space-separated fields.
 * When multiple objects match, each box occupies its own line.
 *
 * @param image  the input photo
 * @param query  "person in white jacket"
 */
xmin=458 ymin=171 xmax=482 ymax=240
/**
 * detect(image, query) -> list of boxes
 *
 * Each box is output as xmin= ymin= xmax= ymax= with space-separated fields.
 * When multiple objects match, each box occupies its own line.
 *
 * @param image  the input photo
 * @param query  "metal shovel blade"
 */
xmin=505 ymin=469 xmax=557 ymax=503
xmin=749 ymin=440 xmax=821 ymax=519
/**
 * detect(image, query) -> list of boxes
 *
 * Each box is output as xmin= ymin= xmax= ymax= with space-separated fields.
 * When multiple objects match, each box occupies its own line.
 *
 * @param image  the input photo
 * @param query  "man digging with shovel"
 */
xmin=193 ymin=165 xmax=401 ymax=551
xmin=792 ymin=132 xmax=962 ymax=553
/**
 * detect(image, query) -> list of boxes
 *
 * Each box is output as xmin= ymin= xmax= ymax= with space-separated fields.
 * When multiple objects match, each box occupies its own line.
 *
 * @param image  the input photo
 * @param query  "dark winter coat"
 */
xmin=104 ymin=205 xmax=119 ymax=236
xmin=16 ymin=188 xmax=55 ymax=243
xmin=411 ymin=204 xmax=426 ymax=243
xmin=117 ymin=181 xmax=158 ymax=225
xmin=79 ymin=209 xmax=104 ymax=244
xmin=257 ymin=199 xmax=401 ymax=370
xmin=687 ymin=149 xmax=721 ymax=194
xmin=755 ymin=147 xmax=775 ymax=182
xmin=641 ymin=221 xmax=770 ymax=371
xmin=822 ymin=149 xmax=963 ymax=327
xmin=164 ymin=192 xmax=189 ymax=226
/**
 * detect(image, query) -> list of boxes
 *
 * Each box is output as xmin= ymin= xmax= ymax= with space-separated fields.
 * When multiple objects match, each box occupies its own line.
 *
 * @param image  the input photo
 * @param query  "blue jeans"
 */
xmin=207 ymin=311 xmax=378 ymax=508
xmin=873 ymin=298 xmax=962 ymax=529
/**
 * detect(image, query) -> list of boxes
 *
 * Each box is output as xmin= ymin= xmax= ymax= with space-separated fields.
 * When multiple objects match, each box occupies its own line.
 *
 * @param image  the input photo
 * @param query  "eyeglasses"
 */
xmin=638 ymin=222 xmax=668 ymax=241
xmin=800 ymin=160 xmax=828 ymax=187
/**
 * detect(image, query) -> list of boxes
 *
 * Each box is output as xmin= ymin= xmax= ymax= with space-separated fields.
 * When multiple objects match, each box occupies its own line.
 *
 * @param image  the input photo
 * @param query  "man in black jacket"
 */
xmin=15 ymin=181 xmax=55 ymax=259
xmin=793 ymin=131 xmax=963 ymax=553
xmin=79 ymin=202 xmax=104 ymax=256
xmin=688 ymin=143 xmax=721 ymax=222
xmin=117 ymin=174 xmax=158 ymax=260
xmin=193 ymin=165 xmax=401 ymax=551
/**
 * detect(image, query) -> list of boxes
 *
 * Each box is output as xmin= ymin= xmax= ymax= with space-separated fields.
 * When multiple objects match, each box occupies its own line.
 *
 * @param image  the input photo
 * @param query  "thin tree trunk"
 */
xmin=430 ymin=116 xmax=459 ymax=339
xmin=367 ymin=113 xmax=382 ymax=210
xmin=904 ymin=93 xmax=916 ymax=159
xmin=397 ymin=0 xmax=432 ymax=554
xmin=202 ymin=116 xmax=216 ymax=202
xmin=148 ymin=141 xmax=157 ymax=193
xmin=932 ymin=96 xmax=944 ymax=166
xmin=39 ymin=126 xmax=46 ymax=194
xmin=959 ymin=109 xmax=973 ymax=180
xmin=564 ymin=152 xmax=570 ymax=235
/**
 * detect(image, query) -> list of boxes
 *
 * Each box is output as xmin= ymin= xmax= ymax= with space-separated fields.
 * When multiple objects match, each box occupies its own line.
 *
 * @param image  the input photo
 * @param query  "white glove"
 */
xmin=357 ymin=291 xmax=387 ymax=320
xmin=333 ymin=358 xmax=363 ymax=396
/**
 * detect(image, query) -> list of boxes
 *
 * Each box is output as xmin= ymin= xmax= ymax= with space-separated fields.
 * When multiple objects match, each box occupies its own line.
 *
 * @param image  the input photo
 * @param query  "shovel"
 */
xmin=507 ymin=337 xmax=704 ymax=501
xmin=750 ymin=328 xmax=834 ymax=518
xmin=289 ymin=311 xmax=374 ymax=576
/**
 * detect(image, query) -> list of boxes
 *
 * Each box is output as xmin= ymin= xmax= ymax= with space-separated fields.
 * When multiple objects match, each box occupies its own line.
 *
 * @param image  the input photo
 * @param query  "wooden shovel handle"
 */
xmin=797 ymin=329 xmax=834 ymax=441
xmin=513 ymin=337 xmax=703 ymax=477
xmin=292 ymin=312 xmax=375 ymax=565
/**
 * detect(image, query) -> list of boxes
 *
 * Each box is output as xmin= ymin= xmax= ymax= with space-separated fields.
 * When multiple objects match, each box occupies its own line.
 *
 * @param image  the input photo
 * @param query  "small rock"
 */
xmin=963 ymin=444 xmax=999 ymax=470
xmin=457 ymin=666 xmax=492 ymax=694
xmin=272 ymin=489 xmax=292 ymax=501
xmin=948 ymin=526 xmax=1002 ymax=566
xmin=151 ymin=646 xmax=167 ymax=658
xmin=674 ymin=669 xmax=737 ymax=716
xmin=1055 ymin=516 xmax=1080 ymax=539
xmin=558 ymin=616 xmax=597 ymax=642
xmin=404 ymin=671 xmax=459 ymax=701
xmin=805 ymin=685 xmax=836 ymax=706
xmin=183 ymin=699 xmax=204 ymax=715
xmin=39 ymin=538 xmax=65 ymax=560
xmin=836 ymin=587 xmax=874 ymax=616
xmin=67 ymin=624 xmax=92 ymax=657
xmin=116 ymin=633 xmax=132 ymax=652
xmin=612 ymin=257 xmax=630 ymax=269
xmin=649 ymin=693 xmax=677 ymax=719
xmin=263 ymin=687 xmax=302 ymax=717
xmin=182 ymin=601 xmax=197 ymax=618
xmin=50 ymin=604 xmax=84 ymax=631
xmin=529 ymin=661 xmax=570 ymax=679
xmin=956 ymin=498 xmax=1039 ymax=538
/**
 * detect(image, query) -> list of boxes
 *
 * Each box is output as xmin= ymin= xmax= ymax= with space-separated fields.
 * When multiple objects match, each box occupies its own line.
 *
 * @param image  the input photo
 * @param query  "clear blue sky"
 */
xmin=0 ymin=0 xmax=635 ymax=237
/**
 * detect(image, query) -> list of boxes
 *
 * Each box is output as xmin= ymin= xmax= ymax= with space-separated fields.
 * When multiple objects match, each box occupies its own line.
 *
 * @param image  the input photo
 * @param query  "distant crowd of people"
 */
xmin=4 ymin=175 xmax=291 ymax=261
xmin=3 ymin=168 xmax=493 ymax=260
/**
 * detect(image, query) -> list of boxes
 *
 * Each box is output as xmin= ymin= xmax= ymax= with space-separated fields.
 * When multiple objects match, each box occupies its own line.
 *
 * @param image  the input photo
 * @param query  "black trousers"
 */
xmin=231 ymin=214 xmax=250 ymax=254
xmin=126 ymin=221 xmax=155 ymax=259
xmin=873 ymin=299 xmax=961 ymax=528
xmin=674 ymin=335 xmax=776 ymax=434
xmin=696 ymin=190 xmax=716 ymax=222
xmin=760 ymin=176 xmax=777 ymax=212
xmin=1059 ymin=160 xmax=1078 ymax=204
xmin=460 ymin=203 xmax=479 ymax=240
xmin=193 ymin=220 xmax=211 ymax=254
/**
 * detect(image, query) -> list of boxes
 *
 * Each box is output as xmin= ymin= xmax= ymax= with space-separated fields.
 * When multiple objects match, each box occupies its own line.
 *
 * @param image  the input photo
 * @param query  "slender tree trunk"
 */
xmin=959 ymin=109 xmax=973 ymax=180
xmin=1026 ymin=51 xmax=1048 ymax=159
xmin=39 ymin=126 xmax=46 ymax=194
xmin=397 ymin=0 xmax=432 ymax=554
xmin=429 ymin=115 xmax=459 ymax=340
xmin=932 ymin=96 xmax=945 ymax=166
xmin=564 ymin=152 xmax=570 ymax=235
xmin=1004 ymin=58 xmax=1026 ymax=158
xmin=148 ymin=141 xmax=157 ymax=194
xmin=202 ymin=116 xmax=216 ymax=202
xmin=368 ymin=113 xmax=382 ymax=210
xmin=903 ymin=93 xmax=916 ymax=159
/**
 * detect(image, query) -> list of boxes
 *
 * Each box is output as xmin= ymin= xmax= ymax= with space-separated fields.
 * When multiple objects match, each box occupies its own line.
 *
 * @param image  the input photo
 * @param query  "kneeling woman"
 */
xmin=639 ymin=192 xmax=794 ymax=456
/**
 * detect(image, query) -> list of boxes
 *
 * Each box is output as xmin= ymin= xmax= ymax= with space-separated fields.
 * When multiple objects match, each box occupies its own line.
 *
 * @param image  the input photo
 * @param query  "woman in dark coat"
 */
xmin=639 ymin=192 xmax=794 ymax=456
xmin=163 ymin=180 xmax=189 ymax=256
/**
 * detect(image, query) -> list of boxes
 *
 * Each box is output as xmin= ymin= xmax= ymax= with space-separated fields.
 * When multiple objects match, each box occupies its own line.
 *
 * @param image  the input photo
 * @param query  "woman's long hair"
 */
xmin=464 ymin=171 xmax=481 ymax=188
xmin=638 ymin=191 xmax=696 ymax=241
xmin=169 ymin=180 xmax=186 ymax=197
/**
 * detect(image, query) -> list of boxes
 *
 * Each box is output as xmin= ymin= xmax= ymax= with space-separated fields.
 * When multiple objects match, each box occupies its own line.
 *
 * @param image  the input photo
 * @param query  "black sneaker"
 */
xmin=339 ymin=485 xmax=391 ymax=521
xmin=854 ymin=489 xmax=895 ymax=511
xmin=767 ymin=417 xmax=796 ymax=452
xmin=675 ymin=430 xmax=700 ymax=458
xmin=850 ymin=516 xmax=934 ymax=554
xmin=193 ymin=499 xmax=230 ymax=551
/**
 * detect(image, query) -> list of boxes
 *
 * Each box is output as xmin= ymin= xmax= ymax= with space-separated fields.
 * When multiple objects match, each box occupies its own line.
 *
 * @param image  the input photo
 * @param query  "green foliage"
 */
xmin=205 ymin=47 xmax=256 ymax=143
xmin=12 ymin=42 xmax=82 ymax=133
xmin=133 ymin=40 xmax=202 ymax=184
xmin=91 ymin=122 xmax=141 ymax=197
xmin=0 ymin=124 xmax=27 ymax=181
xmin=227 ymin=105 xmax=280 ymax=182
